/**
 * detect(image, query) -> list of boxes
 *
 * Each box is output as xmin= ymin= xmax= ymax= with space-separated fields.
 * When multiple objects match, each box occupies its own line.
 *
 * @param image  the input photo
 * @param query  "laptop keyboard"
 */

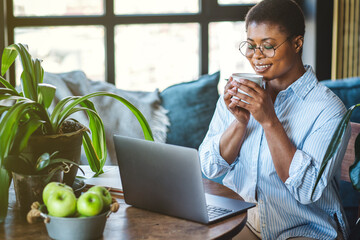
xmin=207 ymin=205 xmax=233 ymax=220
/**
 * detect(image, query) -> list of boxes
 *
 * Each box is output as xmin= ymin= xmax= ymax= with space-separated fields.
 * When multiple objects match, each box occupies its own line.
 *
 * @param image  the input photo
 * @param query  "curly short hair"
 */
xmin=245 ymin=0 xmax=305 ymax=38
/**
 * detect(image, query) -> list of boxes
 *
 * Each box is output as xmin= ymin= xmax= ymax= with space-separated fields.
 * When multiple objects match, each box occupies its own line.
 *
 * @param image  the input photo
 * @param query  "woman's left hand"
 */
xmin=230 ymin=79 xmax=276 ymax=127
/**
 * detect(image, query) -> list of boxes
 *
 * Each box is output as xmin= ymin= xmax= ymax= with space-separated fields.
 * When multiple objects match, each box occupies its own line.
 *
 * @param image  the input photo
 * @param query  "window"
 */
xmin=209 ymin=21 xmax=254 ymax=92
xmin=114 ymin=0 xmax=198 ymax=15
xmin=4 ymin=0 xmax=255 ymax=90
xmin=14 ymin=26 xmax=105 ymax=82
xmin=115 ymin=23 xmax=199 ymax=91
xmin=13 ymin=0 xmax=104 ymax=16
xmin=218 ymin=0 xmax=261 ymax=5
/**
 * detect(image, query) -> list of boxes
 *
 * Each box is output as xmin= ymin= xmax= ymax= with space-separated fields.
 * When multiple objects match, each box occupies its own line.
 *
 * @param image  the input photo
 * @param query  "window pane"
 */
xmin=115 ymin=23 xmax=199 ymax=91
xmin=218 ymin=0 xmax=261 ymax=5
xmin=14 ymin=26 xmax=105 ymax=84
xmin=209 ymin=21 xmax=254 ymax=92
xmin=13 ymin=0 xmax=104 ymax=16
xmin=115 ymin=0 xmax=198 ymax=14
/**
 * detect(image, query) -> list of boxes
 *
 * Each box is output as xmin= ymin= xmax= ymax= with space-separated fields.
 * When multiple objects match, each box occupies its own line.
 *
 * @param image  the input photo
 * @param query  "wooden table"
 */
xmin=0 ymin=178 xmax=247 ymax=240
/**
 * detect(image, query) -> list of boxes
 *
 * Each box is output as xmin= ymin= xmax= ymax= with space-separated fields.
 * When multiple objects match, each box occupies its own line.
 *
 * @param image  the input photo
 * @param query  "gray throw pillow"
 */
xmin=44 ymin=71 xmax=169 ymax=165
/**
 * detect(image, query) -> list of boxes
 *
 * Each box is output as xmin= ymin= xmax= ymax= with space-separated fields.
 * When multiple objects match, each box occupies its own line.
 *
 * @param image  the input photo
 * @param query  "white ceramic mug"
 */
xmin=231 ymin=73 xmax=263 ymax=103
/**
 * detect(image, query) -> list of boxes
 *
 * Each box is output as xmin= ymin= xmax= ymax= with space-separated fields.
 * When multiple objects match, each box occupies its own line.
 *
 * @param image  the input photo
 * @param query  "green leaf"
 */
xmin=0 ymin=105 xmax=10 ymax=116
xmin=0 ymin=88 xmax=19 ymax=96
xmin=35 ymin=152 xmax=51 ymax=171
xmin=0 ymin=168 xmax=11 ymax=223
xmin=349 ymin=132 xmax=360 ymax=191
xmin=35 ymin=154 xmax=85 ymax=173
xmin=44 ymin=158 xmax=84 ymax=173
xmin=0 ymin=93 xmax=26 ymax=103
xmin=33 ymin=58 xmax=44 ymax=85
xmin=49 ymin=151 xmax=59 ymax=159
xmin=57 ymin=92 xmax=154 ymax=140
xmin=36 ymin=157 xmax=85 ymax=178
xmin=17 ymin=44 xmax=35 ymax=82
xmin=55 ymin=106 xmax=91 ymax=132
xmin=0 ymin=102 xmax=31 ymax=162
xmin=11 ymin=116 xmax=44 ymax=153
xmin=81 ymin=101 xmax=107 ymax=172
xmin=21 ymin=70 xmax=37 ymax=101
xmin=82 ymin=132 xmax=102 ymax=176
xmin=0 ymin=76 xmax=19 ymax=94
xmin=38 ymin=83 xmax=56 ymax=109
xmin=49 ymin=96 xmax=73 ymax=131
xmin=0 ymin=101 xmax=52 ymax=164
xmin=2 ymin=44 xmax=38 ymax=101
xmin=44 ymin=165 xmax=63 ymax=183
xmin=1 ymin=46 xmax=18 ymax=76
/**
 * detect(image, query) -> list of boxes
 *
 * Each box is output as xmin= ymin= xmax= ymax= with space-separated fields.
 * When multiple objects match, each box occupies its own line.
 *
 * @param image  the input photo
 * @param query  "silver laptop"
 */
xmin=113 ymin=135 xmax=255 ymax=224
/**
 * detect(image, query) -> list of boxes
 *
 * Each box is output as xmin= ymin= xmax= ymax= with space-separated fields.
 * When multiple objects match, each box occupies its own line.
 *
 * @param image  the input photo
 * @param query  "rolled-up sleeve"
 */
xmin=285 ymin=113 xmax=351 ymax=204
xmin=199 ymin=96 xmax=235 ymax=179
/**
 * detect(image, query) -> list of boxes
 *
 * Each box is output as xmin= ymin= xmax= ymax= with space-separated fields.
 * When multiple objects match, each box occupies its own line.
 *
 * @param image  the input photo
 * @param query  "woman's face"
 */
xmin=246 ymin=21 xmax=301 ymax=83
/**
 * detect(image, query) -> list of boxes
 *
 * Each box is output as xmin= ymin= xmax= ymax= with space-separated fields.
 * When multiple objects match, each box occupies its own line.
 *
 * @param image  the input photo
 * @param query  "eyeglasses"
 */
xmin=239 ymin=37 xmax=290 ymax=58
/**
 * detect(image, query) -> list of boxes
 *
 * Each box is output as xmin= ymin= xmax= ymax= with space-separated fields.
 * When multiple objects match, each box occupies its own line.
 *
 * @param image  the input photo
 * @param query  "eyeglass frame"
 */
xmin=238 ymin=37 xmax=291 ymax=58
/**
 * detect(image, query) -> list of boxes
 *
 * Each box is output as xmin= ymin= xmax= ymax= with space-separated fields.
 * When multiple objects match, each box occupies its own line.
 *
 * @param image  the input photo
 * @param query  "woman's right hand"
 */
xmin=224 ymin=77 xmax=251 ymax=126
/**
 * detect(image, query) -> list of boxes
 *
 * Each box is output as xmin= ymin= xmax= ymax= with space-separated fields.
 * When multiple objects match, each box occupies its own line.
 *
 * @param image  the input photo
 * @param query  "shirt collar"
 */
xmin=286 ymin=65 xmax=317 ymax=100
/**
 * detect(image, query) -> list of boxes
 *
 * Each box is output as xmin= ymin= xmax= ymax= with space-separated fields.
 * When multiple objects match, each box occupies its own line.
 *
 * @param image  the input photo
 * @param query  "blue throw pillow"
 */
xmin=160 ymin=72 xmax=220 ymax=149
xmin=321 ymin=77 xmax=360 ymax=123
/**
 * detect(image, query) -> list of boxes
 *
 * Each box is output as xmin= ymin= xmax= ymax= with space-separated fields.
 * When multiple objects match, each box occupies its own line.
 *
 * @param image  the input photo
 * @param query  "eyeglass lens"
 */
xmin=239 ymin=41 xmax=275 ymax=58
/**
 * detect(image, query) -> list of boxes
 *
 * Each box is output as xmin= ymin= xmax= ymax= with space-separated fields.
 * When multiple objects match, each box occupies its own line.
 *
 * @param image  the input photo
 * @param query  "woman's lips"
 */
xmin=254 ymin=64 xmax=271 ymax=73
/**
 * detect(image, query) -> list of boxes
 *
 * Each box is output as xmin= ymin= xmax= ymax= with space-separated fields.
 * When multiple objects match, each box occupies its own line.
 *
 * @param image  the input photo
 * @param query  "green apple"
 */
xmin=46 ymin=189 xmax=77 ymax=217
xmin=77 ymin=192 xmax=104 ymax=217
xmin=43 ymin=182 xmax=73 ymax=206
xmin=87 ymin=186 xmax=112 ymax=209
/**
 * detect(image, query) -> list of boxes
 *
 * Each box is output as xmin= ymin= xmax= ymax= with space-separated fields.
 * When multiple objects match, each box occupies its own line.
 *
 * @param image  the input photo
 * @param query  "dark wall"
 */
xmin=315 ymin=0 xmax=333 ymax=81
xmin=0 ymin=0 xmax=7 ymax=57
xmin=300 ymin=0 xmax=333 ymax=81
xmin=300 ymin=0 xmax=317 ymax=72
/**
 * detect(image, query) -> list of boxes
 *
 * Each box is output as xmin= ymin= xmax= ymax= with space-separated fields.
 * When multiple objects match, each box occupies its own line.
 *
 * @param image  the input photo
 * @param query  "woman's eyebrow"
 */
xmin=247 ymin=37 xmax=276 ymax=42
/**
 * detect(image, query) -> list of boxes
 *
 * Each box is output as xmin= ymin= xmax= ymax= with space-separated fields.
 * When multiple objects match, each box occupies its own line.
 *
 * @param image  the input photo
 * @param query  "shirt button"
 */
xmin=262 ymin=223 xmax=266 ymax=228
xmin=259 ymin=200 xmax=263 ymax=204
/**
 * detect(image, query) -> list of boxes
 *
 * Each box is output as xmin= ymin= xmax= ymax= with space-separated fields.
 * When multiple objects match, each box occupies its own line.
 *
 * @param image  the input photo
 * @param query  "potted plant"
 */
xmin=0 ymin=43 xmax=154 ymax=222
xmin=5 ymin=151 xmax=83 ymax=215
xmin=312 ymin=103 xmax=360 ymax=238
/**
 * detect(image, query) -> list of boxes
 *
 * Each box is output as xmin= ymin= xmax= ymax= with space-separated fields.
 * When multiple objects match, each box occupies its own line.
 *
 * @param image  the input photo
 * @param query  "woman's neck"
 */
xmin=268 ymin=62 xmax=306 ymax=101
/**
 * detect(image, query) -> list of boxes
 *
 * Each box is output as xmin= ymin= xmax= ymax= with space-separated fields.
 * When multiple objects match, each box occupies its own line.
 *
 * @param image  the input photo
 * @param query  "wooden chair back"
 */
xmin=341 ymin=122 xmax=360 ymax=182
xmin=341 ymin=122 xmax=360 ymax=219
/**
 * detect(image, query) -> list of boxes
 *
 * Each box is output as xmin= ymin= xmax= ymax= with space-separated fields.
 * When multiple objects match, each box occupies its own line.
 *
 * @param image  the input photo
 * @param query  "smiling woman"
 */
xmin=199 ymin=0 xmax=351 ymax=239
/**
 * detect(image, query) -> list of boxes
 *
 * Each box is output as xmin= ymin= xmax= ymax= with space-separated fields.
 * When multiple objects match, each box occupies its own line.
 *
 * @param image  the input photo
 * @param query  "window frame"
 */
xmin=4 ymin=0 xmax=254 ymax=86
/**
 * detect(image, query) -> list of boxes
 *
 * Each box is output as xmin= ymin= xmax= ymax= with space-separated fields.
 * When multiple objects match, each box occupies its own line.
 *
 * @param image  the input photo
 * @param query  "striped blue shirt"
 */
xmin=199 ymin=66 xmax=351 ymax=239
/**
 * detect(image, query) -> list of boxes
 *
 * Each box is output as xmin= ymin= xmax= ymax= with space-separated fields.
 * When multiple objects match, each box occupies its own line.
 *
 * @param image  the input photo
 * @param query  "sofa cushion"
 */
xmin=321 ymin=77 xmax=360 ymax=123
xmin=44 ymin=71 xmax=169 ymax=165
xmin=160 ymin=71 xmax=220 ymax=149
xmin=339 ymin=180 xmax=360 ymax=231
